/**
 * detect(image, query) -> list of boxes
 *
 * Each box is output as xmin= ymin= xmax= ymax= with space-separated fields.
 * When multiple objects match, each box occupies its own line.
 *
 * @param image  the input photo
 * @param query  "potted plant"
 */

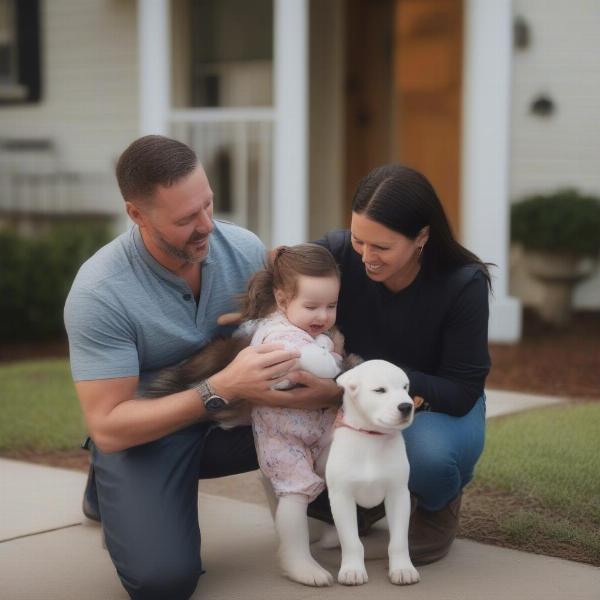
xmin=511 ymin=189 xmax=600 ymax=325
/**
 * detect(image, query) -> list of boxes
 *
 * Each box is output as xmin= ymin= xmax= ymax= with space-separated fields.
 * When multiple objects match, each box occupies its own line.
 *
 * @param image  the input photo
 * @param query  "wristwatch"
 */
xmin=194 ymin=378 xmax=230 ymax=413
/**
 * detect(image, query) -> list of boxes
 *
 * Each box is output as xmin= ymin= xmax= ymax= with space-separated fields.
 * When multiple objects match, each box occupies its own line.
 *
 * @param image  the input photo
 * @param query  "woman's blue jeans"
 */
xmin=402 ymin=395 xmax=486 ymax=511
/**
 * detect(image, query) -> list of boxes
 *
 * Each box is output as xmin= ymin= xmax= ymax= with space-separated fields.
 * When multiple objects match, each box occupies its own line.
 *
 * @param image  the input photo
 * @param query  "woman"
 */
xmin=312 ymin=163 xmax=490 ymax=565
xmin=219 ymin=163 xmax=490 ymax=565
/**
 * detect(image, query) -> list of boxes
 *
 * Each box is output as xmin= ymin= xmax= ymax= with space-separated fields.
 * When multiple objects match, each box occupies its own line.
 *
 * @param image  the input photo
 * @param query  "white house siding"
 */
xmin=509 ymin=0 xmax=600 ymax=309
xmin=0 ymin=0 xmax=138 ymax=182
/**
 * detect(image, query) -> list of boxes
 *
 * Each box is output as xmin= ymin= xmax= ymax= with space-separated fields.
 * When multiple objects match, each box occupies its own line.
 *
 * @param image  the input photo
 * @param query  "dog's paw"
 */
xmin=281 ymin=556 xmax=334 ymax=587
xmin=338 ymin=563 xmax=368 ymax=586
xmin=389 ymin=565 xmax=420 ymax=585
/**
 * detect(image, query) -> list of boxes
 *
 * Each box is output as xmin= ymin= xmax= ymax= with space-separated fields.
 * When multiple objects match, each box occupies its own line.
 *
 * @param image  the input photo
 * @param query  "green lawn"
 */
xmin=0 ymin=358 xmax=86 ymax=451
xmin=463 ymin=402 xmax=600 ymax=564
xmin=477 ymin=403 xmax=600 ymax=522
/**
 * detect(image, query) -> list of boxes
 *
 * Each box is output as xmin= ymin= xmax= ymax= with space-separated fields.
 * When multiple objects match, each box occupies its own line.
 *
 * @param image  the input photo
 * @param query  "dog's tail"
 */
xmin=144 ymin=365 xmax=187 ymax=398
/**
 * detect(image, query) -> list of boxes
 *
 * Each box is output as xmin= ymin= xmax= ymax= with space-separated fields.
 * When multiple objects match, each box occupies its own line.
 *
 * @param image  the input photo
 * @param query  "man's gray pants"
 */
xmin=90 ymin=422 xmax=259 ymax=600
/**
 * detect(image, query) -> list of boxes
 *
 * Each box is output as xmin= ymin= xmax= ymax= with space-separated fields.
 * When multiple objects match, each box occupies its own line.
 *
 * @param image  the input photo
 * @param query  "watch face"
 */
xmin=205 ymin=395 xmax=227 ymax=412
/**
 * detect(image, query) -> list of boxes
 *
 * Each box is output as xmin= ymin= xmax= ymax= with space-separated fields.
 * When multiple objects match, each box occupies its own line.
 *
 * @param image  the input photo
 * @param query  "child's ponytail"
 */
xmin=239 ymin=265 xmax=277 ymax=320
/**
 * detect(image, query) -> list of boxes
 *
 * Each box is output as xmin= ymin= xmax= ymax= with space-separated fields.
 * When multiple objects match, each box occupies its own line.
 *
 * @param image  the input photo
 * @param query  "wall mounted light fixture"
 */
xmin=530 ymin=94 xmax=555 ymax=117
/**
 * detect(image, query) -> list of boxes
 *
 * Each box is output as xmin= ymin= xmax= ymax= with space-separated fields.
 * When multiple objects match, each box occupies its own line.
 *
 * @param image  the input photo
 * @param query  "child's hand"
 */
xmin=330 ymin=328 xmax=345 ymax=355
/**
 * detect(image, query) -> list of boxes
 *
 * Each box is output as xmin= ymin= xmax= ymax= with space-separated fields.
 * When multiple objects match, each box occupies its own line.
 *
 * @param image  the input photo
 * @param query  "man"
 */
xmin=64 ymin=135 xmax=340 ymax=600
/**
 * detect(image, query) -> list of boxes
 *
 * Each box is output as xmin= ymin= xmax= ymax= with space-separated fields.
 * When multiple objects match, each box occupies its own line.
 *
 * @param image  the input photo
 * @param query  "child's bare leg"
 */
xmin=276 ymin=494 xmax=333 ymax=587
xmin=260 ymin=474 xmax=324 ymax=543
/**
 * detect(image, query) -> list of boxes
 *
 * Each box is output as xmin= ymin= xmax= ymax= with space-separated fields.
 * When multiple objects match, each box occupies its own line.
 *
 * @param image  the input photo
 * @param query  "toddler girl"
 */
xmin=239 ymin=243 xmax=343 ymax=586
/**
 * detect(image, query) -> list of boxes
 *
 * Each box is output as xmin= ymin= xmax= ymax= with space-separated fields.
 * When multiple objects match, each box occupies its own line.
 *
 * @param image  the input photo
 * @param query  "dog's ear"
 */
xmin=336 ymin=370 xmax=360 ymax=397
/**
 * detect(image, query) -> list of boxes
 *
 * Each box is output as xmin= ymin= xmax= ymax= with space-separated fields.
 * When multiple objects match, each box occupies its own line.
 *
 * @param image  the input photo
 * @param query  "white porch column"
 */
xmin=272 ymin=0 xmax=309 ymax=246
xmin=138 ymin=0 xmax=170 ymax=135
xmin=461 ymin=0 xmax=522 ymax=343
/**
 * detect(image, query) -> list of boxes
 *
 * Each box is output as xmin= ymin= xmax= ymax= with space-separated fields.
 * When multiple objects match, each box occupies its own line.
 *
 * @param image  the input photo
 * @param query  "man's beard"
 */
xmin=154 ymin=230 xmax=208 ymax=264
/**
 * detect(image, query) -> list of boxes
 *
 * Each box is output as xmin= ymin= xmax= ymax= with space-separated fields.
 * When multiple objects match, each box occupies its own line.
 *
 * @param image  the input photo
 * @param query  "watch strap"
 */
xmin=194 ymin=379 xmax=214 ymax=402
xmin=194 ymin=378 xmax=230 ymax=412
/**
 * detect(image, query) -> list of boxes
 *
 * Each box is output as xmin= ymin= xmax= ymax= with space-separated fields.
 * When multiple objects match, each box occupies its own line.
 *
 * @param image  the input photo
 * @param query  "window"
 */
xmin=189 ymin=0 xmax=273 ymax=107
xmin=0 ymin=0 xmax=41 ymax=104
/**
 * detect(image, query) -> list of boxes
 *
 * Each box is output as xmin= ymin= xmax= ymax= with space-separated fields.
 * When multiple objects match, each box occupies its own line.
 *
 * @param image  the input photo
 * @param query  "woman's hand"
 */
xmin=413 ymin=396 xmax=425 ymax=410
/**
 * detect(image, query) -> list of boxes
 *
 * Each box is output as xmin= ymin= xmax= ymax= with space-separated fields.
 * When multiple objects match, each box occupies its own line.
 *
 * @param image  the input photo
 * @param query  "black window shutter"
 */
xmin=16 ymin=0 xmax=42 ymax=103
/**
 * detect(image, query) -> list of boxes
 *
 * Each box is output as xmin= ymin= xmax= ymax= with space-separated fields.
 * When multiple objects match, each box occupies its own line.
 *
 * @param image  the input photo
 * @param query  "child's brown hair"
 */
xmin=240 ymin=243 xmax=340 ymax=321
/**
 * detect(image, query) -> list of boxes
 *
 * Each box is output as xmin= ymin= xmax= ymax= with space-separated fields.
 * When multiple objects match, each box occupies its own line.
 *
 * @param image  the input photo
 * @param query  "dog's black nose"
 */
xmin=398 ymin=402 xmax=413 ymax=417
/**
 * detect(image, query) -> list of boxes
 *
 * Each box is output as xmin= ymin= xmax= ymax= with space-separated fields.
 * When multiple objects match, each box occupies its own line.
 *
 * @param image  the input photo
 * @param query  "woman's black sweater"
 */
xmin=317 ymin=230 xmax=491 ymax=417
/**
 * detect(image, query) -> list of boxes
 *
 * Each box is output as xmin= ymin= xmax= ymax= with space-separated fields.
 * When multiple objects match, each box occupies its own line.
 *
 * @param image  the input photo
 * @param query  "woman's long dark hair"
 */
xmin=240 ymin=243 xmax=340 ymax=320
xmin=352 ymin=164 xmax=492 ymax=289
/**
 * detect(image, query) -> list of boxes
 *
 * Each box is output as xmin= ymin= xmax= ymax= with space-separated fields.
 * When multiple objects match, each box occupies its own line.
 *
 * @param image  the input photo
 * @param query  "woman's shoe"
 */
xmin=408 ymin=493 xmax=462 ymax=565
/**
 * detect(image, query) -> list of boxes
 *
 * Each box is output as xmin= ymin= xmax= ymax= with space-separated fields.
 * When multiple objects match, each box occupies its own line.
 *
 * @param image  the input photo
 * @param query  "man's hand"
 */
xmin=275 ymin=370 xmax=343 ymax=410
xmin=210 ymin=345 xmax=343 ymax=410
xmin=209 ymin=343 xmax=300 ymax=403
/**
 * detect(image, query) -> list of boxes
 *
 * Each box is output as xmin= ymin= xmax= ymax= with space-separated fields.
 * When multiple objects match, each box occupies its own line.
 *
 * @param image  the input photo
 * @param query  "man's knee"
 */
xmin=123 ymin=558 xmax=202 ymax=600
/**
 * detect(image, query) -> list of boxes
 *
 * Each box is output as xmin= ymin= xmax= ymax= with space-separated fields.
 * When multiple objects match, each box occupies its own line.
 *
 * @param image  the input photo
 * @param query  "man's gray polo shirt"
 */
xmin=64 ymin=220 xmax=266 ymax=392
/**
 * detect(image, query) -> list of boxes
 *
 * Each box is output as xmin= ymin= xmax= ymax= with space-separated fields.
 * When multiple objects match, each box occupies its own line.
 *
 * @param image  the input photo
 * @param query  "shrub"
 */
xmin=511 ymin=189 xmax=600 ymax=256
xmin=0 ymin=221 xmax=112 ymax=341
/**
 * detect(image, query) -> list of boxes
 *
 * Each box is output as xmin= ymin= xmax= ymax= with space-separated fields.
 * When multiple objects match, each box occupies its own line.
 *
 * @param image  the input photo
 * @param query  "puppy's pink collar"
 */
xmin=334 ymin=409 xmax=387 ymax=436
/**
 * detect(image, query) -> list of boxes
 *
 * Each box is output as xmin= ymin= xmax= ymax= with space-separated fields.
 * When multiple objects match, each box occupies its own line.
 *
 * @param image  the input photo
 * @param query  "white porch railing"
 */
xmin=0 ymin=140 xmax=120 ymax=218
xmin=170 ymin=108 xmax=274 ymax=245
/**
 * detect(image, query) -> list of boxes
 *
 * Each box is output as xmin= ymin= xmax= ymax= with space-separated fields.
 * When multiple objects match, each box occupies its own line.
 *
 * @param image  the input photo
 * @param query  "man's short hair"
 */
xmin=116 ymin=135 xmax=198 ymax=203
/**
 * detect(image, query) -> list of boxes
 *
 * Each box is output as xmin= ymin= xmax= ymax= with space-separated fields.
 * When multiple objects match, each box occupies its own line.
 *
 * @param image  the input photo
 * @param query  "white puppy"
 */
xmin=325 ymin=359 xmax=420 ymax=586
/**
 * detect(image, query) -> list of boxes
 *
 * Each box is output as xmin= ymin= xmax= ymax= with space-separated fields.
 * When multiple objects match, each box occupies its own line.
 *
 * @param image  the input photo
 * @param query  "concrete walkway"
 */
xmin=1 ymin=389 xmax=598 ymax=600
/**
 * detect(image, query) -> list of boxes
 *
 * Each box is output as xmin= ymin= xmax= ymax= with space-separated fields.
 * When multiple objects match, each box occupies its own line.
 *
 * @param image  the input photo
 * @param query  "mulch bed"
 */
xmin=460 ymin=483 xmax=600 ymax=567
xmin=486 ymin=309 xmax=600 ymax=400
xmin=0 ymin=339 xmax=69 ymax=363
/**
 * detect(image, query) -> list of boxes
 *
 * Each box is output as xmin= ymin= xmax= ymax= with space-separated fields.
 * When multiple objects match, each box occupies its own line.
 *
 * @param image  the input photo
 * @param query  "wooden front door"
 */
xmin=394 ymin=0 xmax=463 ymax=234
xmin=345 ymin=0 xmax=463 ymax=234
xmin=344 ymin=0 xmax=395 ymax=226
